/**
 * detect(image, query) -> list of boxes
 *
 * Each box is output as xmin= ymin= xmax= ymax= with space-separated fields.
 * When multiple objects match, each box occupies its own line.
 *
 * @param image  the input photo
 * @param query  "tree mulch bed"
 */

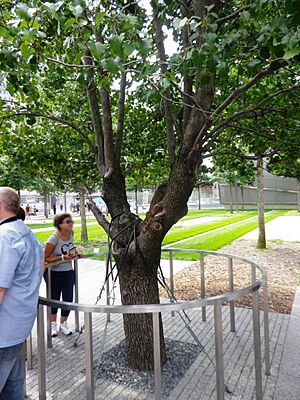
xmin=159 ymin=241 xmax=300 ymax=314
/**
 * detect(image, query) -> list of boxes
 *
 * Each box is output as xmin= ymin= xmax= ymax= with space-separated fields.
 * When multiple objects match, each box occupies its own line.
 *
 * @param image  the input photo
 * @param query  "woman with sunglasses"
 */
xmin=44 ymin=213 xmax=81 ymax=337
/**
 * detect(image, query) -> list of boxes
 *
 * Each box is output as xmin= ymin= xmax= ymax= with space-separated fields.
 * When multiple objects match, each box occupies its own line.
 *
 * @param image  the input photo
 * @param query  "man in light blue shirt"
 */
xmin=0 ymin=187 xmax=44 ymax=400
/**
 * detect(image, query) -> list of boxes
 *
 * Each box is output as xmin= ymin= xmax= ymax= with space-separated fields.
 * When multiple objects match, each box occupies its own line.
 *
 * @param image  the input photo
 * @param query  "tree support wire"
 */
xmin=72 ymin=214 xmax=233 ymax=395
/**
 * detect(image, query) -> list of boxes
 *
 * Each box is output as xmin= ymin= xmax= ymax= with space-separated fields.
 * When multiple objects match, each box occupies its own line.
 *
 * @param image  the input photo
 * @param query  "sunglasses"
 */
xmin=63 ymin=219 xmax=73 ymax=224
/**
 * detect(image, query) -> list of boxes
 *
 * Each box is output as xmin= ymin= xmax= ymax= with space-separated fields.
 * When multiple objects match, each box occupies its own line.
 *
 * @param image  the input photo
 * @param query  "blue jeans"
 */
xmin=0 ymin=343 xmax=24 ymax=400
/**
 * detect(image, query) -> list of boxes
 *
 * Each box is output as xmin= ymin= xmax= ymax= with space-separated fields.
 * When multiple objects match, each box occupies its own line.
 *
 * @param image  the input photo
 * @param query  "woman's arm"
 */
xmin=44 ymin=243 xmax=76 ymax=263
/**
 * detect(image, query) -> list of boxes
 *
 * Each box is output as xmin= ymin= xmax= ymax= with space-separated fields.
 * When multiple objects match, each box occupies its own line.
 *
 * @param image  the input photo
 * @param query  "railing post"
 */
xmin=153 ymin=312 xmax=161 ymax=400
xmin=169 ymin=250 xmax=175 ymax=317
xmin=214 ymin=303 xmax=225 ymax=400
xmin=37 ymin=304 xmax=46 ymax=400
xmin=26 ymin=333 xmax=33 ymax=370
xmin=105 ymin=253 xmax=111 ymax=322
xmin=263 ymin=285 xmax=271 ymax=376
xmin=84 ymin=312 xmax=94 ymax=400
xmin=200 ymin=253 xmax=206 ymax=322
xmin=252 ymin=266 xmax=263 ymax=400
xmin=228 ymin=257 xmax=235 ymax=332
xmin=74 ymin=259 xmax=80 ymax=332
xmin=46 ymin=267 xmax=52 ymax=348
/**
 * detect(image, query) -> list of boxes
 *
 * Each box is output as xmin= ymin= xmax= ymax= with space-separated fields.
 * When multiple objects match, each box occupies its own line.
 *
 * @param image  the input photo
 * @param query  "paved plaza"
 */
xmin=25 ymin=259 xmax=300 ymax=399
xmin=242 ymin=216 xmax=300 ymax=242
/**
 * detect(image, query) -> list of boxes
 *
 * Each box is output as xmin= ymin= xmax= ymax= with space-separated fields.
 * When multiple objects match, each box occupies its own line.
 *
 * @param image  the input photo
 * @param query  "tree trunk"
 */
xmin=197 ymin=185 xmax=201 ymax=210
xmin=235 ymin=184 xmax=239 ymax=212
xmin=79 ymin=190 xmax=88 ymax=242
xmin=43 ymin=193 xmax=48 ymax=218
xmin=257 ymin=156 xmax=266 ymax=249
xmin=229 ymin=184 xmax=233 ymax=213
xmin=241 ymin=186 xmax=245 ymax=211
xmin=297 ymin=179 xmax=300 ymax=213
xmin=118 ymin=248 xmax=167 ymax=370
xmin=64 ymin=192 xmax=67 ymax=213
xmin=135 ymin=187 xmax=138 ymax=214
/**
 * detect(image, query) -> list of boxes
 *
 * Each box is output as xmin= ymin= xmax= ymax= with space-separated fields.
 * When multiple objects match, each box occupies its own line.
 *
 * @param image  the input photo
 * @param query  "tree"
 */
xmin=1 ymin=0 xmax=300 ymax=370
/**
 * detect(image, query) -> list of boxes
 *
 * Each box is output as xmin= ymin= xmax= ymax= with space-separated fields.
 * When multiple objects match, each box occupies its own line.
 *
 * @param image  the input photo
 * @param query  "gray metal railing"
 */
xmin=25 ymin=249 xmax=271 ymax=400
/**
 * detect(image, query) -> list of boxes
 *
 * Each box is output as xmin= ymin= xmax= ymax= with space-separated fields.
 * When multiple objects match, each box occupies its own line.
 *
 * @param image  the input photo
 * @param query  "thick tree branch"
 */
xmin=100 ymin=86 xmax=115 ymax=178
xmin=34 ymin=47 xmax=92 ymax=69
xmin=215 ymin=5 xmax=251 ymax=25
xmin=1 ymin=111 xmax=95 ymax=149
xmin=115 ymin=71 xmax=127 ymax=164
xmin=180 ymin=0 xmax=193 ymax=136
xmin=213 ymin=67 xmax=275 ymax=118
xmin=204 ymin=149 xmax=278 ymax=160
xmin=152 ymin=3 xmax=176 ymax=169
xmin=83 ymin=51 xmax=105 ymax=175
xmin=86 ymin=197 xmax=110 ymax=234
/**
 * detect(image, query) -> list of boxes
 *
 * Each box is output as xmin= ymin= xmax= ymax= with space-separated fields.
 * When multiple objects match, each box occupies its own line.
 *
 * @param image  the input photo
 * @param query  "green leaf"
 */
xmin=0 ymin=26 xmax=6 ymax=37
xmin=16 ymin=4 xmax=31 ymax=21
xmin=44 ymin=1 xmax=63 ymax=17
xmin=69 ymin=5 xmax=83 ymax=18
xmin=102 ymin=58 xmax=119 ymax=74
xmin=20 ymin=42 xmax=34 ymax=62
xmin=108 ymin=35 xmax=123 ymax=57
xmin=283 ymin=46 xmax=300 ymax=59
xmin=87 ymin=41 xmax=106 ymax=59
xmin=95 ymin=11 xmax=105 ymax=27
xmin=64 ymin=18 xmax=76 ymax=30
xmin=248 ymin=59 xmax=261 ymax=67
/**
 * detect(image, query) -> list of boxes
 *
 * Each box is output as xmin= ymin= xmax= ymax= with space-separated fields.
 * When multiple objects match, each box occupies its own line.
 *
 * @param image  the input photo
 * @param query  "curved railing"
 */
xmin=27 ymin=249 xmax=270 ymax=400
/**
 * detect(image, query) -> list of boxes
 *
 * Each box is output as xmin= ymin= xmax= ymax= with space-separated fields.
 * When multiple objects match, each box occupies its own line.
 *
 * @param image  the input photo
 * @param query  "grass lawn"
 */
xmin=162 ymin=211 xmax=256 ymax=246
xmin=35 ymin=223 xmax=108 ymax=245
xmin=163 ymin=209 xmax=288 ymax=260
xmin=34 ymin=209 xmax=248 ymax=245
xmin=27 ymin=216 xmax=97 ymax=230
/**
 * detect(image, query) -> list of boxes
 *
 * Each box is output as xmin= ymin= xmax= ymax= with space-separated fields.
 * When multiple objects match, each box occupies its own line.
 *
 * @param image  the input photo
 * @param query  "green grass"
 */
xmin=284 ymin=210 xmax=300 ymax=216
xmin=163 ymin=210 xmax=288 ymax=261
xmin=35 ymin=223 xmax=108 ymax=245
xmin=27 ymin=217 xmax=97 ymax=230
xmin=162 ymin=211 xmax=256 ymax=246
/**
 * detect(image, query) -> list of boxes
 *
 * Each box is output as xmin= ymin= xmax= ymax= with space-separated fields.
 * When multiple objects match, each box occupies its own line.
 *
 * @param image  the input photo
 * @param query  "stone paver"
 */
xmin=274 ymin=287 xmax=300 ymax=400
xmin=25 ymin=260 xmax=294 ymax=400
xmin=241 ymin=216 xmax=300 ymax=242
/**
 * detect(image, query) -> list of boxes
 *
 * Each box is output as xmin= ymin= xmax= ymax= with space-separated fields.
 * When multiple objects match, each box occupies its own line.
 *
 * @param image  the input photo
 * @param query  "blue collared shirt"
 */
xmin=0 ymin=219 xmax=43 ymax=348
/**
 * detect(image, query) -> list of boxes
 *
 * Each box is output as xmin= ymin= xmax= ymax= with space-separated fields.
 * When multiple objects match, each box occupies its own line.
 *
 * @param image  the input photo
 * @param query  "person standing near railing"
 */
xmin=44 ymin=213 xmax=82 ymax=337
xmin=0 ymin=187 xmax=44 ymax=400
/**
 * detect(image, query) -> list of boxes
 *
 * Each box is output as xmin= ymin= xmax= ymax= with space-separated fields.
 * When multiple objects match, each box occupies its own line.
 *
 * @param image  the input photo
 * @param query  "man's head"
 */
xmin=0 ymin=187 xmax=20 ymax=220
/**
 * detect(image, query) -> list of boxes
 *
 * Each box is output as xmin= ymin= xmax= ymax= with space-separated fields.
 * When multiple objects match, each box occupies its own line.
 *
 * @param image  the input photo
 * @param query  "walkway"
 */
xmin=274 ymin=287 xmax=300 ymax=399
xmin=25 ymin=259 xmax=293 ymax=399
xmin=241 ymin=215 xmax=300 ymax=241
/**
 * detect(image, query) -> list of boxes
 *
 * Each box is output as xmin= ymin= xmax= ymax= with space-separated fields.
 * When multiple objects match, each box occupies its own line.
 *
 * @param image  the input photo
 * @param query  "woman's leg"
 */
xmin=49 ymin=271 xmax=63 ymax=323
xmin=60 ymin=270 xmax=75 ymax=323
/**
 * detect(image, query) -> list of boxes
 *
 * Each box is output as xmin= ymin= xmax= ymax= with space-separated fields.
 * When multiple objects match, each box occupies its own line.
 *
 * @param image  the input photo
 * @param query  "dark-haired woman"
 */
xmin=44 ymin=213 xmax=82 ymax=337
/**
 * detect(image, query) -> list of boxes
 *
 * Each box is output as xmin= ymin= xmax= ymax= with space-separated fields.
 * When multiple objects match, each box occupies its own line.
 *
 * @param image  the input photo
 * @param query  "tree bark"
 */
xmin=257 ymin=156 xmax=266 ymax=249
xmin=235 ymin=184 xmax=239 ymax=212
xmin=197 ymin=185 xmax=201 ymax=210
xmin=297 ymin=179 xmax=300 ymax=213
xmin=241 ymin=185 xmax=245 ymax=211
xmin=43 ymin=193 xmax=48 ymax=218
xmin=229 ymin=184 xmax=233 ymax=213
xmin=118 ymin=248 xmax=167 ymax=370
xmin=64 ymin=192 xmax=67 ymax=213
xmin=79 ymin=190 xmax=88 ymax=242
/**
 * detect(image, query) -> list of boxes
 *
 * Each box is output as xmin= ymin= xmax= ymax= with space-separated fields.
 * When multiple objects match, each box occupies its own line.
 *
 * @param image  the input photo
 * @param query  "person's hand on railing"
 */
xmin=63 ymin=254 xmax=78 ymax=261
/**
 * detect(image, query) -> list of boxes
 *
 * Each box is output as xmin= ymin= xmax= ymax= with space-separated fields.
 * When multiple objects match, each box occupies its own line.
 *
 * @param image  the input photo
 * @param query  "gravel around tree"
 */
xmin=160 ymin=240 xmax=300 ymax=314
